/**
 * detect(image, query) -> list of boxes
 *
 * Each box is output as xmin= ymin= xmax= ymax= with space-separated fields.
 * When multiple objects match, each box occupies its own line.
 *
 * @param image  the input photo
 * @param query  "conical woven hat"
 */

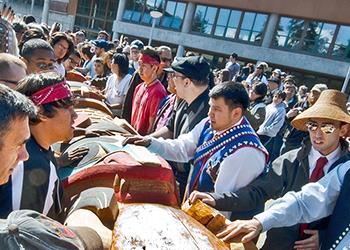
xmin=292 ymin=90 xmax=350 ymax=132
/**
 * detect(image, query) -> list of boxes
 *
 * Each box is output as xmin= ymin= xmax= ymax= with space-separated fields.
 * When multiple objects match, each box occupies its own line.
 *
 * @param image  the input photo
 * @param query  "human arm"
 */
xmin=255 ymin=161 xmax=350 ymax=232
xmin=191 ymin=152 xmax=287 ymax=211
xmin=216 ymin=162 xmax=350 ymax=243
xmin=149 ymin=126 xmax=173 ymax=139
xmin=294 ymin=230 xmax=319 ymax=250
xmin=146 ymin=118 xmax=207 ymax=162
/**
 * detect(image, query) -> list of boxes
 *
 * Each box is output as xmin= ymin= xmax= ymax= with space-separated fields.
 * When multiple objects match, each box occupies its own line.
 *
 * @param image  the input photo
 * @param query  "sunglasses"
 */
xmin=305 ymin=121 xmax=337 ymax=134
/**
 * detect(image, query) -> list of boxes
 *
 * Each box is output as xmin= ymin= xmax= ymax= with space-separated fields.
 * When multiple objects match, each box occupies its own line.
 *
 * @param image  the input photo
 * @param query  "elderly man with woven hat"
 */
xmin=189 ymin=89 xmax=350 ymax=250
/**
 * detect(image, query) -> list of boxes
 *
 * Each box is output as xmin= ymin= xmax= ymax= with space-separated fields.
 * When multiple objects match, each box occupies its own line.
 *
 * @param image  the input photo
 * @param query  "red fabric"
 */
xmin=138 ymin=54 xmax=160 ymax=66
xmin=31 ymin=81 xmax=72 ymax=105
xmin=300 ymin=156 xmax=328 ymax=237
xmin=60 ymin=151 xmax=179 ymax=206
xmin=131 ymin=80 xmax=167 ymax=135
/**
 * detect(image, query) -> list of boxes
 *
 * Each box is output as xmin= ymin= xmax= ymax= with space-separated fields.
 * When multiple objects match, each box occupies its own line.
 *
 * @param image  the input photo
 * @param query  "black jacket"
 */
xmin=210 ymin=138 xmax=350 ymax=249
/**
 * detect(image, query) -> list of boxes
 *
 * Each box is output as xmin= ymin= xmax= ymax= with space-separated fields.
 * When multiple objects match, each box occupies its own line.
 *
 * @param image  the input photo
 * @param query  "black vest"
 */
xmin=321 ymin=168 xmax=350 ymax=249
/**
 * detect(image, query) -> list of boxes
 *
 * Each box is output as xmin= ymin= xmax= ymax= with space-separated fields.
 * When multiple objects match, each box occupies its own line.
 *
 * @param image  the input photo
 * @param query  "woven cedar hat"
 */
xmin=291 ymin=90 xmax=350 ymax=133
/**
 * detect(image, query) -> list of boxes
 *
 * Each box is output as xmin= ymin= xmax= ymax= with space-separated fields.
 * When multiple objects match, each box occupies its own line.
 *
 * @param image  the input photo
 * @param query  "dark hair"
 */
xmin=141 ymin=46 xmax=160 ymax=63
xmin=23 ymin=15 xmax=36 ymax=24
xmin=0 ymin=85 xmax=36 ymax=147
xmin=20 ymin=38 xmax=53 ymax=58
xmin=18 ymin=28 xmax=47 ymax=52
xmin=209 ymin=82 xmax=249 ymax=110
xmin=71 ymin=49 xmax=81 ymax=59
xmin=274 ymin=90 xmax=287 ymax=101
xmin=81 ymin=43 xmax=94 ymax=60
xmin=220 ymin=69 xmax=230 ymax=82
xmin=252 ymin=82 xmax=267 ymax=99
xmin=16 ymin=72 xmax=74 ymax=124
xmin=50 ymin=32 xmax=74 ymax=63
xmin=12 ymin=21 xmax=28 ymax=33
xmin=112 ymin=53 xmax=129 ymax=76
xmin=231 ymin=53 xmax=238 ymax=59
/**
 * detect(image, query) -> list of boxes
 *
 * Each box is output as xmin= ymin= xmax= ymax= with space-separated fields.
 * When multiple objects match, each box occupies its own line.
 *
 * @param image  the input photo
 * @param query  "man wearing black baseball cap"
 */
xmin=150 ymin=56 xmax=212 ymax=198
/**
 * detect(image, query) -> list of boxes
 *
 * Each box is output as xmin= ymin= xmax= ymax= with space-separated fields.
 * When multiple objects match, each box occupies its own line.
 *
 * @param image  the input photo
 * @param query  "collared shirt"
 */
xmin=308 ymin=145 xmax=341 ymax=177
xmin=255 ymin=161 xmax=350 ymax=236
xmin=149 ymin=117 xmax=266 ymax=197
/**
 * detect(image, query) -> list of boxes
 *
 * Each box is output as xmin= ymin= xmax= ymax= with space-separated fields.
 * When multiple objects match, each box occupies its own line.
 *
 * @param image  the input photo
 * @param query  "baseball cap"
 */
xmin=0 ymin=210 xmax=103 ymax=250
xmin=91 ymin=39 xmax=109 ymax=50
xmin=169 ymin=56 xmax=210 ymax=81
xmin=130 ymin=40 xmax=144 ymax=50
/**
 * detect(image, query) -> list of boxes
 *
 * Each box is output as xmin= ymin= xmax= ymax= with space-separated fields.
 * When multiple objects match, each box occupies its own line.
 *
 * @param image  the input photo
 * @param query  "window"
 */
xmin=302 ymin=22 xmax=336 ymax=54
xmin=332 ymin=25 xmax=350 ymax=60
xmin=274 ymin=17 xmax=350 ymax=61
xmin=75 ymin=0 xmax=118 ymax=38
xmin=214 ymin=9 xmax=241 ymax=39
xmin=191 ymin=5 xmax=268 ymax=45
xmin=122 ymin=0 xmax=186 ymax=30
xmin=161 ymin=1 xmax=186 ymax=30
xmin=192 ymin=5 xmax=218 ymax=35
xmin=274 ymin=17 xmax=305 ymax=49
xmin=238 ymin=12 xmax=268 ymax=43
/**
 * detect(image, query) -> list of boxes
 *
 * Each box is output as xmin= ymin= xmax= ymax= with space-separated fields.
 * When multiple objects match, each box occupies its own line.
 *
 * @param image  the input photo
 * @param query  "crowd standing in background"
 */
xmin=1 ymin=8 xmax=350 ymax=249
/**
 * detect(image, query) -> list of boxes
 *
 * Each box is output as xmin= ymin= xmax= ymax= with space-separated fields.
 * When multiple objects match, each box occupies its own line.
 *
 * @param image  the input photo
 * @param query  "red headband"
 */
xmin=30 ymin=81 xmax=73 ymax=105
xmin=138 ymin=54 xmax=160 ymax=66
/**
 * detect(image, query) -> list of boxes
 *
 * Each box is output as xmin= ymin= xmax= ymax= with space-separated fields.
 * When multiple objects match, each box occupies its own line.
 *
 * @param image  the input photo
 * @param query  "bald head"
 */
xmin=0 ymin=53 xmax=27 ymax=89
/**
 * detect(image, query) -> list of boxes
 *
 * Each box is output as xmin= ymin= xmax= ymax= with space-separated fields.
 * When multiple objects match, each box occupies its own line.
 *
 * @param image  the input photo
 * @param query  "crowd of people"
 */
xmin=0 ymin=8 xmax=350 ymax=250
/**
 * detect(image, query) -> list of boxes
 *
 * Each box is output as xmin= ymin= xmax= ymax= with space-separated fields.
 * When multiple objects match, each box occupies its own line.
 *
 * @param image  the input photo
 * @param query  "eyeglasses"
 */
xmin=168 ymin=73 xmax=186 ymax=79
xmin=305 ymin=121 xmax=337 ymax=134
xmin=35 ymin=62 xmax=55 ymax=71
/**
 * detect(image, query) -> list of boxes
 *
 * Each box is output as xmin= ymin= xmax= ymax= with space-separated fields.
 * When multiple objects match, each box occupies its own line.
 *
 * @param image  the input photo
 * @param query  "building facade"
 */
xmin=5 ymin=0 xmax=350 ymax=89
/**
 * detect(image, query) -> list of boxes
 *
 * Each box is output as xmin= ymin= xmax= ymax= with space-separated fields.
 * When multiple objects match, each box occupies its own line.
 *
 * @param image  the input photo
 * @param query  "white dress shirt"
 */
xmin=255 ymin=161 xmax=350 ymax=233
xmin=308 ymin=145 xmax=341 ymax=177
xmin=148 ymin=117 xmax=266 ymax=195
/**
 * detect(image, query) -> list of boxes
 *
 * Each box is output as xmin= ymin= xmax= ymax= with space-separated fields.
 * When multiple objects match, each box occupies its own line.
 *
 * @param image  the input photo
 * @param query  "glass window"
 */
xmin=192 ymin=5 xmax=218 ymax=35
xmin=160 ymin=1 xmax=186 ymax=30
xmin=225 ymin=10 xmax=241 ymax=39
xmin=75 ymin=0 xmax=119 ymax=38
xmin=302 ymin=21 xmax=336 ymax=55
xmin=214 ymin=8 xmax=230 ymax=37
xmin=332 ymin=25 xmax=350 ymax=60
xmin=141 ymin=0 xmax=165 ymax=25
xmin=123 ymin=0 xmax=144 ymax=22
xmin=274 ymin=17 xmax=305 ymax=49
xmin=238 ymin=12 xmax=267 ymax=43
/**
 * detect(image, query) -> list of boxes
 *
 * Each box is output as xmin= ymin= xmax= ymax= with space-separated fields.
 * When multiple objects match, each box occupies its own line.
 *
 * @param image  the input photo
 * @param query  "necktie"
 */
xmin=300 ymin=156 xmax=328 ymax=237
xmin=310 ymin=157 xmax=328 ymax=182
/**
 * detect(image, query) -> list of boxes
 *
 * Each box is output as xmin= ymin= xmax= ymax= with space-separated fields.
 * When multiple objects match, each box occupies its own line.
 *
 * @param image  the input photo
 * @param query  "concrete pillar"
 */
xmin=261 ymin=13 xmax=279 ymax=48
xmin=181 ymin=2 xmax=195 ymax=33
xmin=112 ymin=0 xmax=126 ymax=41
xmin=41 ymin=0 xmax=50 ymax=24
xmin=176 ymin=45 xmax=185 ymax=57
xmin=176 ymin=2 xmax=195 ymax=57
